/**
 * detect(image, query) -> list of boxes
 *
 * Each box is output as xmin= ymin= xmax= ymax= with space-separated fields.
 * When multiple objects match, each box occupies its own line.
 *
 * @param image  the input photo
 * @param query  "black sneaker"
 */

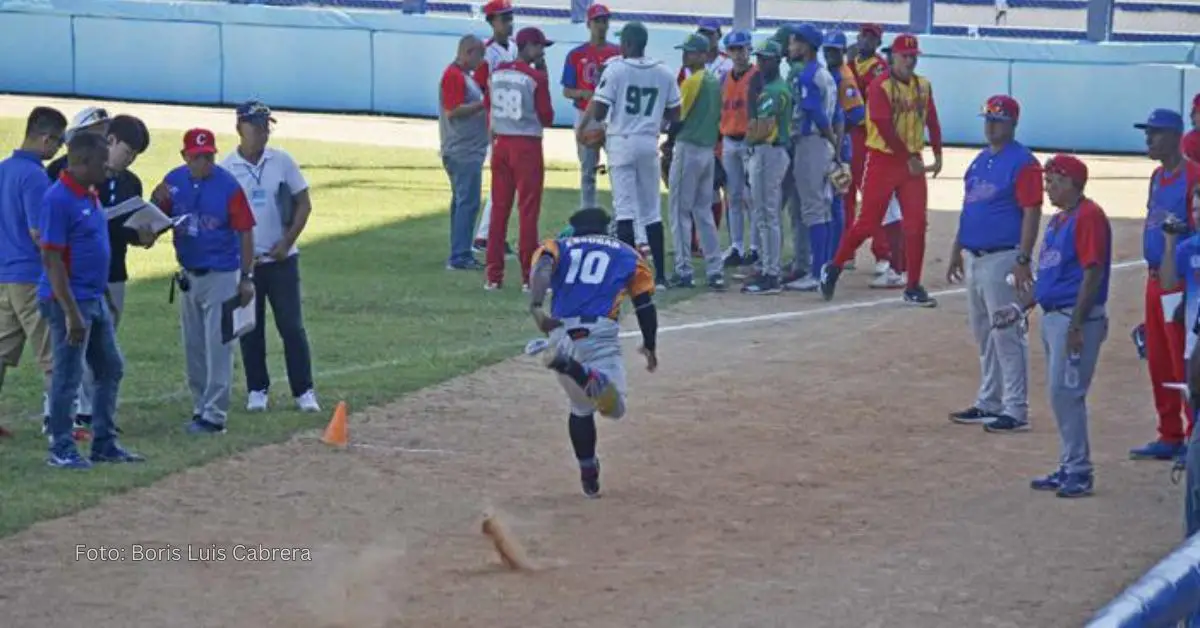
xmin=669 ymin=273 xmax=695 ymax=289
xmin=581 ymin=461 xmax=601 ymax=498
xmin=742 ymin=250 xmax=760 ymax=268
xmin=722 ymin=250 xmax=744 ymax=268
xmin=90 ymin=441 xmax=146 ymax=463
xmin=983 ymin=415 xmax=1031 ymax=433
xmin=903 ymin=285 xmax=938 ymax=308
xmin=949 ymin=407 xmax=999 ymax=425
xmin=707 ymin=274 xmax=727 ymax=291
xmin=742 ymin=274 xmax=781 ymax=295
xmin=819 ymin=264 xmax=841 ymax=301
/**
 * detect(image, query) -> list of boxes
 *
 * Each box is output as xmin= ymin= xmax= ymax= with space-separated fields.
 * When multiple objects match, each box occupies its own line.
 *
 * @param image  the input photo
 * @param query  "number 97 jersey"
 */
xmin=534 ymin=235 xmax=656 ymax=321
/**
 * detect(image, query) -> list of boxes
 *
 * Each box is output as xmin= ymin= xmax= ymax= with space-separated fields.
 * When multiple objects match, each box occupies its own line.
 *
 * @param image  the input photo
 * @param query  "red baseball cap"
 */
xmin=859 ymin=23 xmax=883 ymax=38
xmin=891 ymin=33 xmax=921 ymax=55
xmin=587 ymin=3 xmax=610 ymax=20
xmin=182 ymin=128 xmax=217 ymax=157
xmin=982 ymin=95 xmax=1020 ymax=123
xmin=516 ymin=26 xmax=553 ymax=47
xmin=482 ymin=0 xmax=513 ymax=17
xmin=1044 ymin=154 xmax=1088 ymax=188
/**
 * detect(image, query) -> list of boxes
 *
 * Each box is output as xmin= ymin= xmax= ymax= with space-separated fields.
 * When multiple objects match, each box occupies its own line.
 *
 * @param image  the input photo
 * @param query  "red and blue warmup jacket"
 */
xmin=561 ymin=42 xmax=620 ymax=111
xmin=1035 ymin=198 xmax=1112 ymax=311
xmin=1144 ymin=161 xmax=1200 ymax=269
xmin=957 ymin=141 xmax=1042 ymax=252
xmin=37 ymin=172 xmax=110 ymax=302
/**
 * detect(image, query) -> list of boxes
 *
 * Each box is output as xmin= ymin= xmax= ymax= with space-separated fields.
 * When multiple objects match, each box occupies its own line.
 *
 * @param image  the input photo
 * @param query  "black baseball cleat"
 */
xmin=580 ymin=462 xmax=601 ymax=498
xmin=949 ymin=407 xmax=999 ymax=425
xmin=903 ymin=285 xmax=938 ymax=308
xmin=819 ymin=263 xmax=841 ymax=301
xmin=722 ymin=249 xmax=744 ymax=268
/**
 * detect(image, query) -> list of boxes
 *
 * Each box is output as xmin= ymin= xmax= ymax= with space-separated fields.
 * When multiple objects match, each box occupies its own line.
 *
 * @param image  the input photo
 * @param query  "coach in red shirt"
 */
xmin=561 ymin=3 xmax=619 ymax=209
xmin=439 ymin=35 xmax=488 ymax=270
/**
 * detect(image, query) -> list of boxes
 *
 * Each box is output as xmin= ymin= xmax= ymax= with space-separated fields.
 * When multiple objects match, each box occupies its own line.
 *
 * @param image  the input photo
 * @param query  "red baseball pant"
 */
xmin=847 ymin=127 xmax=892 ymax=264
xmin=1144 ymin=275 xmax=1191 ymax=443
xmin=487 ymin=136 xmax=544 ymax=286
xmin=832 ymin=149 xmax=927 ymax=288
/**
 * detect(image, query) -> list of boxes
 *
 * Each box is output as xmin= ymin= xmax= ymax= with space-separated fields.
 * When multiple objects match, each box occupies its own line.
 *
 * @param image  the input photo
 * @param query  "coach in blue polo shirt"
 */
xmin=40 ymin=133 xmax=143 ymax=468
xmin=152 ymin=128 xmax=256 ymax=435
xmin=946 ymin=95 xmax=1043 ymax=434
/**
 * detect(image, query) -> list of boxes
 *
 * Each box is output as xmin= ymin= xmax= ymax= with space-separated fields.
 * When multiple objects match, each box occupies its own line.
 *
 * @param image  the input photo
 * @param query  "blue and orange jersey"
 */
xmin=832 ymin=65 xmax=865 ymax=128
xmin=533 ymin=235 xmax=655 ymax=320
xmin=561 ymin=42 xmax=620 ymax=110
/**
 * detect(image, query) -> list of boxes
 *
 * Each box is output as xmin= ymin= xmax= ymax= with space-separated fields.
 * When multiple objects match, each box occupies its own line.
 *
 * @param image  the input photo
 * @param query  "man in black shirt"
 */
xmin=75 ymin=115 xmax=154 ymax=429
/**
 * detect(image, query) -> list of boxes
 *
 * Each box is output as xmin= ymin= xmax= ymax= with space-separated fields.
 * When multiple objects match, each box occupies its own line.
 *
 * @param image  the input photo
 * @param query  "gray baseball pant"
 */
xmin=792 ymin=134 xmax=834 ymax=227
xmin=576 ymin=109 xmax=601 ymax=209
xmin=549 ymin=317 xmax=627 ymax=419
xmin=749 ymin=144 xmax=789 ymax=278
xmin=722 ymin=136 xmax=758 ymax=254
xmin=181 ymin=269 xmax=239 ymax=427
xmin=669 ymin=140 xmax=723 ymax=279
xmin=783 ymin=140 xmax=811 ymax=277
xmin=965 ymin=249 xmax=1029 ymax=423
xmin=78 ymin=281 xmax=126 ymax=417
xmin=1041 ymin=306 xmax=1108 ymax=476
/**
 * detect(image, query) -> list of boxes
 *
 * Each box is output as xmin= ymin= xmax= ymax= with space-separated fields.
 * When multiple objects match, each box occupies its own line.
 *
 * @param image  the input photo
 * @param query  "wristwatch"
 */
xmin=241 ymin=271 xmax=254 ymax=282
xmin=1016 ymin=253 xmax=1031 ymax=266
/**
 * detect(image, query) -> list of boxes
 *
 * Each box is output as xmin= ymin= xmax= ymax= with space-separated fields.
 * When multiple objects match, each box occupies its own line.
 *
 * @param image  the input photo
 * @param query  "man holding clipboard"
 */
xmin=220 ymin=101 xmax=319 ymax=414
xmin=151 ymin=128 xmax=257 ymax=435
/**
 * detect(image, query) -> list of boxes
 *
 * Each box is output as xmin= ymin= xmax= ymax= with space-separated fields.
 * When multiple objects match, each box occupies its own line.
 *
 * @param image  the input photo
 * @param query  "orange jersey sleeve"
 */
xmin=627 ymin=255 xmax=656 ymax=298
xmin=532 ymin=239 xmax=560 ymax=269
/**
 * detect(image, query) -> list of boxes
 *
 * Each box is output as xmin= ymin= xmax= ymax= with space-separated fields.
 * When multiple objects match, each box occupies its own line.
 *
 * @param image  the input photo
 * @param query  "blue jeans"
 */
xmin=443 ymin=155 xmax=483 ymax=267
xmin=41 ymin=298 xmax=124 ymax=454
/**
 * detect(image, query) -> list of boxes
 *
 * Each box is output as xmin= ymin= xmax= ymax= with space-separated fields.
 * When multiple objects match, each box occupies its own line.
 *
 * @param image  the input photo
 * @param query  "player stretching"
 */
xmin=821 ymin=33 xmax=943 ymax=307
xmin=578 ymin=21 xmax=681 ymax=289
xmin=528 ymin=208 xmax=659 ymax=498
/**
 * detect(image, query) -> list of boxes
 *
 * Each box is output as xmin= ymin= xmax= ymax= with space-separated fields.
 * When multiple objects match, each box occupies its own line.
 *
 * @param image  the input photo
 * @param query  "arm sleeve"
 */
xmin=745 ymin=73 xmax=762 ymax=120
xmin=561 ymin=52 xmax=578 ymax=89
xmin=38 ymin=194 xmax=69 ymax=251
xmin=925 ymin=85 xmax=944 ymax=155
xmin=798 ymin=74 xmax=830 ymax=132
xmin=228 ymin=188 xmax=256 ymax=232
xmin=627 ymin=256 xmax=656 ymax=297
xmin=532 ymin=239 xmax=560 ymax=269
xmin=1014 ymin=161 xmax=1044 ymax=209
xmin=282 ymin=152 xmax=310 ymax=194
xmin=21 ymin=172 xmax=49 ymax=235
xmin=1074 ymin=206 xmax=1109 ymax=268
xmin=151 ymin=181 xmax=174 ymax=214
xmin=868 ymin=79 xmax=910 ymax=155
xmin=473 ymin=63 xmax=491 ymax=96
xmin=441 ymin=69 xmax=466 ymax=112
xmin=593 ymin=66 xmax=616 ymax=105
xmin=534 ymin=72 xmax=555 ymax=127
xmin=679 ymin=74 xmax=699 ymax=120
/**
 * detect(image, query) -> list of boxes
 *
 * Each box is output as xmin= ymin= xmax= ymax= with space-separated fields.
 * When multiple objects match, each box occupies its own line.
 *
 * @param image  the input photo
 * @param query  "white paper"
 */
xmin=104 ymin=196 xmax=146 ymax=221
xmin=231 ymin=302 xmax=256 ymax=339
xmin=1161 ymin=292 xmax=1183 ymax=324
xmin=123 ymin=203 xmax=185 ymax=234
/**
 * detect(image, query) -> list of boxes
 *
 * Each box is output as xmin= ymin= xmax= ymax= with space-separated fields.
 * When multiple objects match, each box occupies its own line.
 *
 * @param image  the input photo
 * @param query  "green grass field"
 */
xmin=0 ymin=118 xmax=701 ymax=538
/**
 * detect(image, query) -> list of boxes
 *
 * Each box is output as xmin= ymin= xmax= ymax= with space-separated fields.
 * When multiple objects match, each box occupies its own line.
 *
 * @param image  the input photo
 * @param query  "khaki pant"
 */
xmin=0 ymin=283 xmax=51 ymax=372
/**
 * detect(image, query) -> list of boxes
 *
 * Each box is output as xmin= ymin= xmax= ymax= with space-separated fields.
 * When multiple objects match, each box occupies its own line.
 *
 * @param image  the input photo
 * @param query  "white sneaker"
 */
xmin=295 ymin=390 xmax=321 ymax=413
xmin=869 ymin=268 xmax=905 ymax=289
xmin=246 ymin=390 xmax=269 ymax=412
xmin=783 ymin=276 xmax=820 ymax=291
xmin=874 ymin=260 xmax=891 ymax=276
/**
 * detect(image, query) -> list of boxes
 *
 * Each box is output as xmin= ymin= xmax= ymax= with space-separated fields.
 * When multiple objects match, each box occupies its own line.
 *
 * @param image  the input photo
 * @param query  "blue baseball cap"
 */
xmin=698 ymin=17 xmax=723 ymax=34
xmin=724 ymin=29 xmax=753 ymax=49
xmin=794 ymin=23 xmax=823 ymax=49
xmin=236 ymin=100 xmax=276 ymax=125
xmin=823 ymin=31 xmax=848 ymax=49
xmin=1134 ymin=108 xmax=1184 ymax=133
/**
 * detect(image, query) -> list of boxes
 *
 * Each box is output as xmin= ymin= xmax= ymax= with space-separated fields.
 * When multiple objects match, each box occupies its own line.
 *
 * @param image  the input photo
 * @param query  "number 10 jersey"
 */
xmin=534 ymin=235 xmax=656 ymax=321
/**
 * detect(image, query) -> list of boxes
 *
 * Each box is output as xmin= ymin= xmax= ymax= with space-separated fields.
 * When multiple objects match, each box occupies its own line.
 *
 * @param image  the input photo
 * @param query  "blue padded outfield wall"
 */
xmin=1 ymin=0 xmax=1200 ymax=153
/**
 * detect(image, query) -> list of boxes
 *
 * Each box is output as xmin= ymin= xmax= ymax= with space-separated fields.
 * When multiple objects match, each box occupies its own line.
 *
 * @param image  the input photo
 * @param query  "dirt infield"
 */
xmin=0 ymin=95 xmax=1187 ymax=627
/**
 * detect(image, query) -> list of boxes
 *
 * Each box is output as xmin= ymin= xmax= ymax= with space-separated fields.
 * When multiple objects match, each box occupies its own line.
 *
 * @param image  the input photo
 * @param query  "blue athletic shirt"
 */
xmin=1173 ymin=234 xmax=1200 ymax=358
xmin=1144 ymin=161 xmax=1200 ymax=269
xmin=1035 ymin=198 xmax=1112 ymax=311
xmin=533 ymin=235 xmax=655 ymax=320
xmin=0 ymin=150 xmax=51 ymax=284
xmin=37 ymin=172 xmax=111 ymax=302
xmin=957 ymin=141 xmax=1042 ymax=251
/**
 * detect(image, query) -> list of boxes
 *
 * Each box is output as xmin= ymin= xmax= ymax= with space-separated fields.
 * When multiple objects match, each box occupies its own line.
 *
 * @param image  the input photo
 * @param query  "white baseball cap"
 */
xmin=65 ymin=106 xmax=111 ymax=141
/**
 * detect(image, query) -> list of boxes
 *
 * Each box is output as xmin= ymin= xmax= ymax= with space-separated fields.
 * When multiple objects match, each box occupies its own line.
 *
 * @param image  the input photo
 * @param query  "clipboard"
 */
xmin=220 ymin=294 xmax=256 ymax=344
xmin=1162 ymin=292 xmax=1183 ymax=324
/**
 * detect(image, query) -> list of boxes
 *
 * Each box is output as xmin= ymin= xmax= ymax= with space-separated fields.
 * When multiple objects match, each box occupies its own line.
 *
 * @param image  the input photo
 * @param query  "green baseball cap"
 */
xmin=675 ymin=33 xmax=710 ymax=53
xmin=617 ymin=21 xmax=649 ymax=49
xmin=755 ymin=39 xmax=783 ymax=58
xmin=771 ymin=26 xmax=792 ymax=47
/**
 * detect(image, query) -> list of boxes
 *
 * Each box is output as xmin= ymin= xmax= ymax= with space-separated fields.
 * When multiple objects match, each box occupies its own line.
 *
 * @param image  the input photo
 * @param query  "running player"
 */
xmin=528 ymin=207 xmax=659 ymax=498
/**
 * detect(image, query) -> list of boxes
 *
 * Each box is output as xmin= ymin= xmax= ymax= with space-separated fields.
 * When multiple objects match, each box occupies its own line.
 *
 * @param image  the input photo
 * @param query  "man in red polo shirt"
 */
xmin=1183 ymin=93 xmax=1200 ymax=164
xmin=562 ymin=3 xmax=619 ymax=210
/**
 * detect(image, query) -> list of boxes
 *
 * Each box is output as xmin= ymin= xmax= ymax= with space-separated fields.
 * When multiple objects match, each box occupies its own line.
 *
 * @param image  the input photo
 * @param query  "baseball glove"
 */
xmin=827 ymin=162 xmax=852 ymax=195
xmin=659 ymin=140 xmax=674 ymax=186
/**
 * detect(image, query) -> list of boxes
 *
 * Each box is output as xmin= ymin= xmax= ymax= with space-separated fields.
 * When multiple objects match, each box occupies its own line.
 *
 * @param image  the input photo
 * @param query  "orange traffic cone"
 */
xmin=321 ymin=401 xmax=348 ymax=447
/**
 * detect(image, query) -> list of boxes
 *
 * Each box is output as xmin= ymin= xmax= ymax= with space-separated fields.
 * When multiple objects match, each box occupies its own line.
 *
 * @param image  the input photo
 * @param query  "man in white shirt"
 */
xmin=220 ymin=101 xmax=319 ymax=413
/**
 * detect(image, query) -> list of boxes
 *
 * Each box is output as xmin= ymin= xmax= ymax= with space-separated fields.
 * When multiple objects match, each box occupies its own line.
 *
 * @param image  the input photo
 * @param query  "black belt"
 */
xmin=965 ymin=246 xmax=1018 ymax=258
xmin=725 ymin=134 xmax=746 ymax=142
xmin=185 ymin=268 xmax=212 ymax=276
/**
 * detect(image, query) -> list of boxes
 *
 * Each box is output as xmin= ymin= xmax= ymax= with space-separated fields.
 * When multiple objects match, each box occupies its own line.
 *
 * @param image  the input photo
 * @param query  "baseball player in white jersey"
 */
xmin=577 ymin=21 xmax=681 ymax=288
xmin=472 ymin=0 xmax=518 ymax=258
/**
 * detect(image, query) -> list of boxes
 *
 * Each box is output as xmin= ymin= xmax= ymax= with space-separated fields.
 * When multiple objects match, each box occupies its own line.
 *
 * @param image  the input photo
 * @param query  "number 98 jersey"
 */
xmin=534 ymin=235 xmax=656 ymax=321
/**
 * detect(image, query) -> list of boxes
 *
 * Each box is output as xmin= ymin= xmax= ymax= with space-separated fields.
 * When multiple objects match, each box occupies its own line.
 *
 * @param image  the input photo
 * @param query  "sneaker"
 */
xmin=580 ymin=459 xmax=601 ymax=498
xmin=781 ymin=268 xmax=804 ymax=285
xmin=187 ymin=417 xmax=226 ymax=435
xmin=707 ymin=274 xmax=727 ymax=291
xmin=655 ymin=276 xmax=669 ymax=292
xmin=246 ymin=390 xmax=269 ymax=412
xmin=669 ymin=273 xmax=695 ymax=289
xmin=869 ymin=268 xmax=905 ymax=289
xmin=949 ymin=407 xmax=999 ymax=425
xmin=295 ymin=390 xmax=321 ymax=413
xmin=484 ymin=281 xmax=502 ymax=291
xmin=983 ymin=415 xmax=1030 ymax=433
xmin=874 ymin=260 xmax=891 ymax=276
xmin=741 ymin=274 xmax=781 ymax=295
xmin=819 ymin=264 xmax=841 ymax=301
xmin=1056 ymin=472 xmax=1094 ymax=498
xmin=722 ymin=249 xmax=744 ymax=268
xmin=1129 ymin=440 xmax=1185 ymax=461
xmin=783 ymin=276 xmax=820 ymax=292
xmin=1031 ymin=467 xmax=1067 ymax=491
xmin=903 ymin=285 xmax=938 ymax=308
xmin=521 ymin=283 xmax=530 ymax=293
xmin=472 ymin=239 xmax=487 ymax=254
xmin=48 ymin=448 xmax=92 ymax=469
xmin=742 ymin=250 xmax=760 ymax=268
xmin=89 ymin=442 xmax=146 ymax=463
xmin=445 ymin=259 xmax=483 ymax=271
